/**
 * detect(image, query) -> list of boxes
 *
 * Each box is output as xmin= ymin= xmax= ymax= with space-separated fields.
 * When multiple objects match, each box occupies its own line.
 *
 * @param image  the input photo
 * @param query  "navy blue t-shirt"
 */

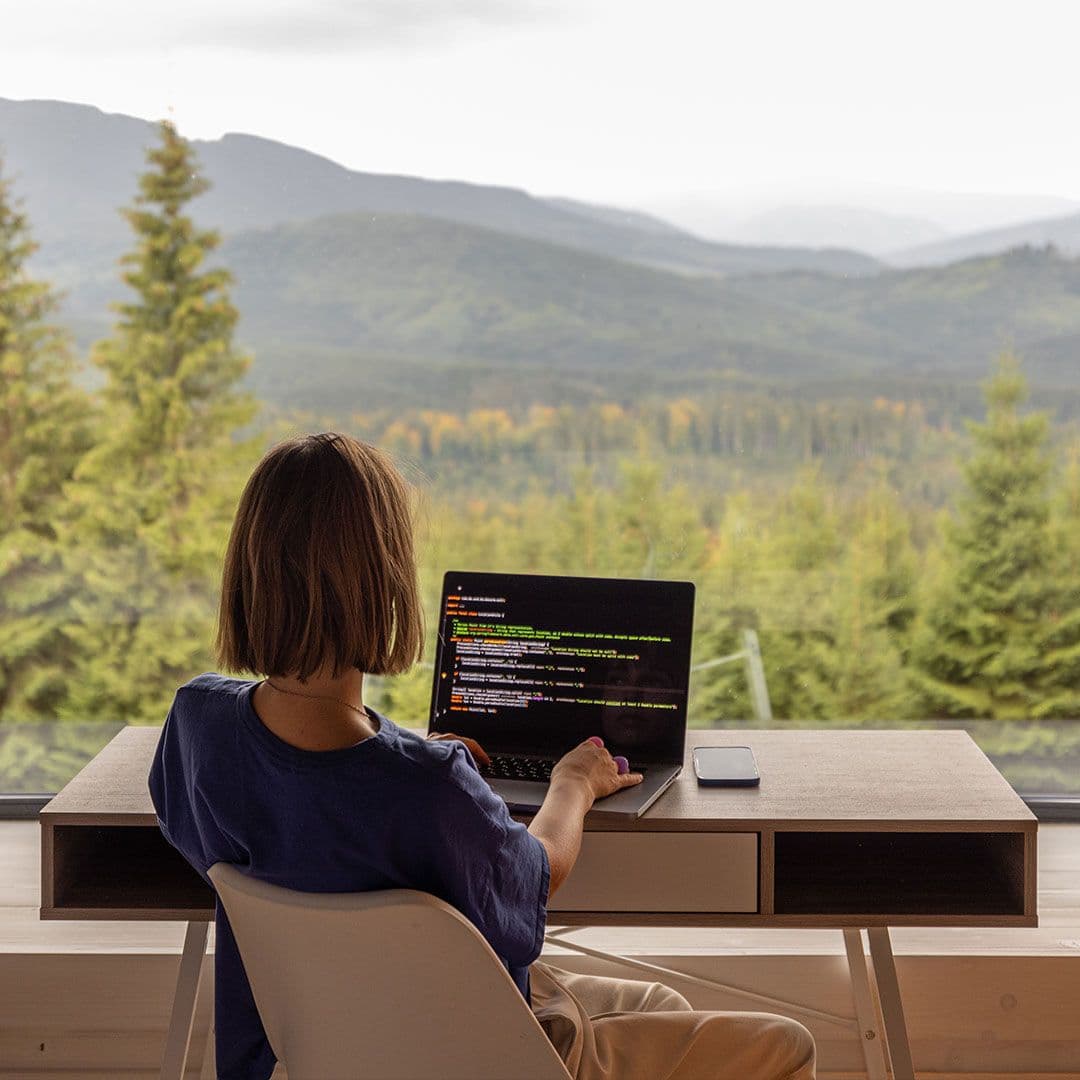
xmin=148 ymin=674 xmax=550 ymax=1080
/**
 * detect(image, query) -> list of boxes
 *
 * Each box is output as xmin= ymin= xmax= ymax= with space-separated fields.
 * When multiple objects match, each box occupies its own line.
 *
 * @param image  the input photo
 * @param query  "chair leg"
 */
xmin=161 ymin=919 xmax=210 ymax=1080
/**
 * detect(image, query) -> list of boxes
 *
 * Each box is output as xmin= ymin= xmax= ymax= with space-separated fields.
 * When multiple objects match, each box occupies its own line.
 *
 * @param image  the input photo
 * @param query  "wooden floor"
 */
xmin=1 ymin=821 xmax=1078 ymax=1078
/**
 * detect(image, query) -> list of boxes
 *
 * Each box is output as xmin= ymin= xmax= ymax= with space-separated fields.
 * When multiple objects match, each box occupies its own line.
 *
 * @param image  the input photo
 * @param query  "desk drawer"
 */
xmin=548 ymin=832 xmax=758 ymax=913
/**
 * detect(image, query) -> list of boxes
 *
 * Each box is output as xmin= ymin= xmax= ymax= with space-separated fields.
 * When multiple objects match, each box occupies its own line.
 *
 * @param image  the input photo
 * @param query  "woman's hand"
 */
xmin=550 ymin=737 xmax=643 ymax=803
xmin=426 ymin=731 xmax=491 ymax=769
xmin=530 ymin=737 xmax=643 ymax=897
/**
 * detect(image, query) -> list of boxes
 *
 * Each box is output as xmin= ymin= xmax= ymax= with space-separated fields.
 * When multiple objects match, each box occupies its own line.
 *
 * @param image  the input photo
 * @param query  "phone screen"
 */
xmin=693 ymin=746 xmax=760 ymax=785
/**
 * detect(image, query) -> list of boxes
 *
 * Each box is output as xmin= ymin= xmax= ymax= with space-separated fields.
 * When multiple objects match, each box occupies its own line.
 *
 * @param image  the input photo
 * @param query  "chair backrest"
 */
xmin=208 ymin=863 xmax=571 ymax=1080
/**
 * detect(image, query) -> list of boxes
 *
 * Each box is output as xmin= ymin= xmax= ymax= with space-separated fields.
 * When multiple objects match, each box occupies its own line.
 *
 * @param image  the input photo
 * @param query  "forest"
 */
xmin=2 ymin=122 xmax=1079 ymax=795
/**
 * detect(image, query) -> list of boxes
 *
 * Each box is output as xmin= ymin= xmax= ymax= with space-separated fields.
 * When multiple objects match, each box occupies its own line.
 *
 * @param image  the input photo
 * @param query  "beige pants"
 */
xmin=531 ymin=962 xmax=816 ymax=1080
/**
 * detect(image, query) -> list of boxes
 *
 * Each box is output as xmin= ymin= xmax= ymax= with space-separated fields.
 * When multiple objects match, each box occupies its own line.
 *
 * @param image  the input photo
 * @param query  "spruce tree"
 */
xmin=695 ymin=472 xmax=916 ymax=725
xmin=61 ymin=122 xmax=258 ymax=724
xmin=0 ymin=158 xmax=93 ymax=721
xmin=610 ymin=457 xmax=707 ymax=579
xmin=828 ymin=485 xmax=915 ymax=720
xmin=694 ymin=471 xmax=841 ymax=723
xmin=1058 ymin=443 xmax=1080 ymax=588
xmin=910 ymin=354 xmax=1080 ymax=718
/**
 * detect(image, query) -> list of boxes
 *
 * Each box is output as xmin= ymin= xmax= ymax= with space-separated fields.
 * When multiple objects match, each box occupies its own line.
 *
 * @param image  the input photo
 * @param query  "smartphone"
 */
xmin=693 ymin=746 xmax=760 ymax=787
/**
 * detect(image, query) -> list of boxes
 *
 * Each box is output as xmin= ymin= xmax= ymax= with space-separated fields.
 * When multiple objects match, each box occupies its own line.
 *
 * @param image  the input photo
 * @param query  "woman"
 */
xmin=149 ymin=432 xmax=815 ymax=1080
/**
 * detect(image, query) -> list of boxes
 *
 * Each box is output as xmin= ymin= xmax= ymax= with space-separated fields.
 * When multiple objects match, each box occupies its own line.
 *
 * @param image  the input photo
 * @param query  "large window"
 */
xmin=2 ymin=1 xmax=1079 ymax=813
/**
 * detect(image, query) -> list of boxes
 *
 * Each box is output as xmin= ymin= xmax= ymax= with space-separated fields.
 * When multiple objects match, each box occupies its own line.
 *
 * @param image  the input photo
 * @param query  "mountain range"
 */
xmin=0 ymin=97 xmax=878 ymax=284
xmin=1 ymin=97 xmax=1079 ymax=417
xmin=225 ymin=224 xmax=1080 ymax=411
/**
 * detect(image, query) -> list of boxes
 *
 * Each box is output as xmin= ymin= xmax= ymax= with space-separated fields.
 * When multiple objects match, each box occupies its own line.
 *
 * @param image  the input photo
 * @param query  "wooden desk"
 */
xmin=40 ymin=726 xmax=1037 ymax=1080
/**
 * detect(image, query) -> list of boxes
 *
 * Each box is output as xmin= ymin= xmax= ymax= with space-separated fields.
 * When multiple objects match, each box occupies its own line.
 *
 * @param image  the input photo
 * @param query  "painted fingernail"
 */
xmin=588 ymin=736 xmax=604 ymax=748
xmin=614 ymin=755 xmax=629 ymax=775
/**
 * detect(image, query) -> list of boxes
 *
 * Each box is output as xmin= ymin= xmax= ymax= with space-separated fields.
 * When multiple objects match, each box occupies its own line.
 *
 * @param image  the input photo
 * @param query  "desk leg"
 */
xmin=867 ymin=927 xmax=915 ymax=1080
xmin=842 ymin=929 xmax=887 ymax=1080
xmin=199 ymin=1022 xmax=216 ymax=1080
xmin=161 ymin=919 xmax=210 ymax=1080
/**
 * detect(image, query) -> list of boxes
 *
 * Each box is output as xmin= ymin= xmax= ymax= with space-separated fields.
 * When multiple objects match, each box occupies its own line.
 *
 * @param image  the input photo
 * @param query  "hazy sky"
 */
xmin=4 ymin=0 xmax=1080 ymax=210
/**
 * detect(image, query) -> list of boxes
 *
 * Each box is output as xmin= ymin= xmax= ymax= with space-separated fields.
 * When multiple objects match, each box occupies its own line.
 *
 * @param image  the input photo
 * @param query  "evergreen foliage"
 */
xmin=693 ymin=471 xmax=917 ymax=723
xmin=59 ymin=122 xmax=258 ymax=724
xmin=0 ymin=159 xmax=93 ymax=721
xmin=910 ymin=355 xmax=1080 ymax=718
xmin=1057 ymin=443 xmax=1080 ymax=588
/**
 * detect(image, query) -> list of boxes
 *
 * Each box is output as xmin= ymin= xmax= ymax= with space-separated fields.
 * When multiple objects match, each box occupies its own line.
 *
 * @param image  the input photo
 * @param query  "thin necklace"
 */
xmin=265 ymin=679 xmax=369 ymax=720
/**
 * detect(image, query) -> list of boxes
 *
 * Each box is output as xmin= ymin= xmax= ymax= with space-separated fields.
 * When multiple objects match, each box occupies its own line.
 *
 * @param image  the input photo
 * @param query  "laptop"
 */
xmin=428 ymin=570 xmax=695 ymax=818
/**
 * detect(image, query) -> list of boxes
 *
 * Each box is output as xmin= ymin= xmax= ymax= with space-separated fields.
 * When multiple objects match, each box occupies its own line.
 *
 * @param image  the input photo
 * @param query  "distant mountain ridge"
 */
xmin=648 ymin=186 xmax=1080 ymax=252
xmin=887 ymin=212 xmax=1080 ymax=267
xmin=0 ymin=97 xmax=879 ymax=281
xmin=726 ymin=205 xmax=949 ymax=256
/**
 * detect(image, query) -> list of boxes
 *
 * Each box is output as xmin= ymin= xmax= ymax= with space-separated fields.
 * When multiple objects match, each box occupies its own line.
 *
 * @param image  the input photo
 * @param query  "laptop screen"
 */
xmin=428 ymin=571 xmax=694 ymax=763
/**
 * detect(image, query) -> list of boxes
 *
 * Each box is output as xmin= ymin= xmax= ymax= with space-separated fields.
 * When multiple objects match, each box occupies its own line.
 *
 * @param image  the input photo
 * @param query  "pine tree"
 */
xmin=0 ymin=158 xmax=93 ymax=721
xmin=1057 ymin=442 xmax=1080 ymax=588
xmin=693 ymin=472 xmax=840 ymax=724
xmin=909 ymin=354 xmax=1080 ymax=718
xmin=694 ymin=471 xmax=917 ymax=725
xmin=828 ymin=485 xmax=915 ymax=720
xmin=609 ymin=457 xmax=707 ymax=579
xmin=60 ymin=122 xmax=258 ymax=724
xmin=1049 ymin=440 xmax=1080 ymax=707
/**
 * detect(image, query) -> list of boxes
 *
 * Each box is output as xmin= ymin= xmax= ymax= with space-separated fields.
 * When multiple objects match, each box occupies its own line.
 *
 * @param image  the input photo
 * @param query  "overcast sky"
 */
xmin=3 ymin=0 xmax=1080 ymax=215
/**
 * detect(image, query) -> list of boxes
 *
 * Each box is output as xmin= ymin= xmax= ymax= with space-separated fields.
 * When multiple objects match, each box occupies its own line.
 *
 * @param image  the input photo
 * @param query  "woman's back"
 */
xmin=150 ymin=673 xmax=549 ymax=1079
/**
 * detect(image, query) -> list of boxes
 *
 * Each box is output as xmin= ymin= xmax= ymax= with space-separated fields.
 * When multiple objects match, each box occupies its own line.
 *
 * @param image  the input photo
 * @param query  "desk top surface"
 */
xmin=41 ymin=725 xmax=1034 ymax=832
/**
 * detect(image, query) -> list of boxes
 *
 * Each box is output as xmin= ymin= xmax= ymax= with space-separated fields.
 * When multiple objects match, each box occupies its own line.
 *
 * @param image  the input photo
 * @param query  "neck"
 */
xmin=254 ymin=666 xmax=378 ymax=752
xmin=270 ymin=667 xmax=366 ymax=707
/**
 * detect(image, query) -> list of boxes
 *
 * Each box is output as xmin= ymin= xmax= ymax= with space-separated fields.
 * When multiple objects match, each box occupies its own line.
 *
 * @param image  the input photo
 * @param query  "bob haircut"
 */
xmin=216 ymin=433 xmax=424 ymax=680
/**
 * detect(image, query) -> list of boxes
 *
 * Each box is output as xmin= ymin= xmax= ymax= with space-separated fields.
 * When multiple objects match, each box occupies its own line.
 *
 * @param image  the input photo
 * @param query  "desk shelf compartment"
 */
xmin=42 ymin=824 xmax=214 ymax=919
xmin=773 ymin=830 xmax=1026 ymax=917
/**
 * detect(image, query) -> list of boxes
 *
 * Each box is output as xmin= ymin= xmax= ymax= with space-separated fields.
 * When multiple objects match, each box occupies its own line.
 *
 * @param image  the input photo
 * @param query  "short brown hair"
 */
xmin=216 ymin=433 xmax=424 ymax=679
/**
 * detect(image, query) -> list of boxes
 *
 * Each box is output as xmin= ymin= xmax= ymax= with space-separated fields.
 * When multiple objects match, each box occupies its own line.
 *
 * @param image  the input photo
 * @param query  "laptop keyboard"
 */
xmin=480 ymin=754 xmax=644 ymax=782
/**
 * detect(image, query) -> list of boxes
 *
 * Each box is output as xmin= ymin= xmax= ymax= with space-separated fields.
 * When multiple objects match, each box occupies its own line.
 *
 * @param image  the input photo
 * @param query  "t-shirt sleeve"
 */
xmin=149 ymin=691 xmax=246 ymax=878
xmin=427 ymin=744 xmax=550 ymax=968
xmin=148 ymin=700 xmax=208 ymax=875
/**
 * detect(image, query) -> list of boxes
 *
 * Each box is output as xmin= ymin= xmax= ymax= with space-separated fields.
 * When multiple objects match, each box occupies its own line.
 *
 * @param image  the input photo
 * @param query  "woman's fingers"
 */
xmin=562 ymin=738 xmax=644 ymax=797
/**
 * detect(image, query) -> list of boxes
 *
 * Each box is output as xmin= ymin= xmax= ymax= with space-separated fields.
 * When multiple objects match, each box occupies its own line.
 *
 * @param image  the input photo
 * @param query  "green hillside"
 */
xmin=215 ymin=216 xmax=1080 ymax=413
xmin=726 ymin=247 xmax=1080 ymax=384
xmin=44 ymin=206 xmax=1080 ymax=417
xmin=221 ymin=212 xmax=892 ymax=410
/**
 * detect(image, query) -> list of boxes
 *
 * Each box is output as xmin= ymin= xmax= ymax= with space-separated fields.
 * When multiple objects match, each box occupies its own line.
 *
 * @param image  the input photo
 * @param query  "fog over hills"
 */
xmin=726 ymin=205 xmax=949 ymax=256
xmin=0 ymin=97 xmax=878 ymax=283
xmin=648 ymin=185 xmax=1080 ymax=250
xmin=887 ymin=212 xmax=1080 ymax=267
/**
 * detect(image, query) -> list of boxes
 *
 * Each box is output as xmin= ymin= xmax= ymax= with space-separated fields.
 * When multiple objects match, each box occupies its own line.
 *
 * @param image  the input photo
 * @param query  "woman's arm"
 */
xmin=528 ymin=740 xmax=643 ymax=896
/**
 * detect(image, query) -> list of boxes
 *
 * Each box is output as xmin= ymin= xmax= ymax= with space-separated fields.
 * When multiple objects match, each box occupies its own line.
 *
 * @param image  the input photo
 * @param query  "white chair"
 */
xmin=208 ymin=863 xmax=572 ymax=1080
